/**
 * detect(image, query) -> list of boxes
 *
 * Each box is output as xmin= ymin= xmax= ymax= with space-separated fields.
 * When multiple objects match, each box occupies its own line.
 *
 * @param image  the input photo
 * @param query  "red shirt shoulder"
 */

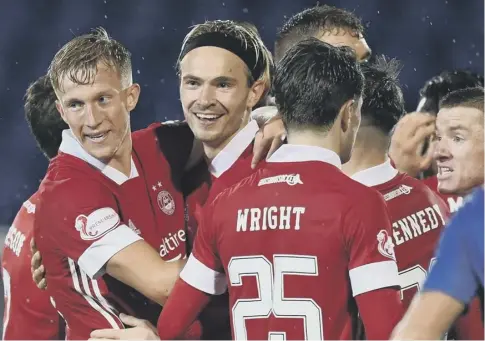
xmin=2 ymin=192 xmax=63 ymax=339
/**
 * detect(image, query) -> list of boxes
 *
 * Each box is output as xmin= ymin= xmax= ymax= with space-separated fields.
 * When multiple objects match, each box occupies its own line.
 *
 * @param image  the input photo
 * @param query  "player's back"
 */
xmin=2 ymin=192 xmax=64 ymax=339
xmin=210 ymin=146 xmax=400 ymax=340
xmin=372 ymin=171 xmax=449 ymax=306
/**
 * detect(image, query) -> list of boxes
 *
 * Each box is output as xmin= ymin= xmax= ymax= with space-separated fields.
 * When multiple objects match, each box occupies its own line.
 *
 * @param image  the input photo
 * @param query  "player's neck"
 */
xmin=106 ymin=134 xmax=133 ymax=177
xmin=286 ymin=131 xmax=340 ymax=155
xmin=342 ymin=143 xmax=388 ymax=177
xmin=203 ymin=114 xmax=250 ymax=163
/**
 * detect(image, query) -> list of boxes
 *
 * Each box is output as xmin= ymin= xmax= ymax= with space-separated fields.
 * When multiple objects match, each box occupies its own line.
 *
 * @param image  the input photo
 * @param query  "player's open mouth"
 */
xmin=85 ymin=131 xmax=109 ymax=143
xmin=437 ymin=166 xmax=453 ymax=179
xmin=194 ymin=112 xmax=223 ymax=122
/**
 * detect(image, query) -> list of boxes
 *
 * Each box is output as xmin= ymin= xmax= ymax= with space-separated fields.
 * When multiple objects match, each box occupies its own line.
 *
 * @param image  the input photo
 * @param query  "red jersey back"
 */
xmin=351 ymin=161 xmax=449 ymax=306
xmin=2 ymin=192 xmax=64 ymax=340
xmin=352 ymin=161 xmax=483 ymax=339
xmin=422 ymin=175 xmax=464 ymax=213
xmin=182 ymin=145 xmax=402 ymax=340
xmin=34 ymin=126 xmax=189 ymax=340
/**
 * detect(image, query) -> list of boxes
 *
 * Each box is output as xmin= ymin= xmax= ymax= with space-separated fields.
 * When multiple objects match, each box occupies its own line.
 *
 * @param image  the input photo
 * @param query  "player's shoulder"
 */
xmin=397 ymin=173 xmax=444 ymax=203
xmin=207 ymin=170 xmax=260 ymax=210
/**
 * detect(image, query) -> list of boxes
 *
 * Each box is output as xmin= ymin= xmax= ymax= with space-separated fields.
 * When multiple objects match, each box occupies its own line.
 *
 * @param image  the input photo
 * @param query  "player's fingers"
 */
xmin=394 ymin=112 xmax=434 ymax=141
xmin=251 ymin=131 xmax=271 ymax=169
xmin=419 ymin=140 xmax=437 ymax=170
xmin=30 ymin=237 xmax=37 ymax=253
xmin=119 ymin=313 xmax=150 ymax=328
xmin=36 ymin=278 xmax=47 ymax=290
xmin=266 ymin=133 xmax=286 ymax=159
xmin=90 ymin=329 xmax=122 ymax=340
xmin=410 ymin=123 xmax=435 ymax=146
xmin=31 ymin=250 xmax=42 ymax=269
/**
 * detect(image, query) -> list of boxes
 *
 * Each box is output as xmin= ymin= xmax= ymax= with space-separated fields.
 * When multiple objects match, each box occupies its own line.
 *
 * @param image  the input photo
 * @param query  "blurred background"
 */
xmin=0 ymin=0 xmax=483 ymax=324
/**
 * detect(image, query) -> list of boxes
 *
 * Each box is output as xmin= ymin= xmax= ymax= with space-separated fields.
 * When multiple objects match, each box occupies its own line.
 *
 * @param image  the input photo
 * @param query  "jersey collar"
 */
xmin=267 ymin=144 xmax=342 ymax=169
xmin=351 ymin=159 xmax=398 ymax=187
xmin=209 ymin=119 xmax=259 ymax=178
xmin=58 ymin=129 xmax=139 ymax=185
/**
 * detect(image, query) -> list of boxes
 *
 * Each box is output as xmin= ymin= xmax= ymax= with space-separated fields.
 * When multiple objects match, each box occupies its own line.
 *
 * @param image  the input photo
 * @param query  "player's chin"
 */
xmin=437 ymin=179 xmax=457 ymax=195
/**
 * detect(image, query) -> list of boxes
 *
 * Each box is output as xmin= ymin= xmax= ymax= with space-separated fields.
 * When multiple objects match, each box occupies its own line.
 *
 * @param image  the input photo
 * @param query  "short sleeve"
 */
xmin=180 ymin=200 xmax=226 ymax=295
xmin=423 ymin=211 xmax=477 ymax=304
xmin=34 ymin=180 xmax=142 ymax=279
xmin=344 ymin=189 xmax=400 ymax=296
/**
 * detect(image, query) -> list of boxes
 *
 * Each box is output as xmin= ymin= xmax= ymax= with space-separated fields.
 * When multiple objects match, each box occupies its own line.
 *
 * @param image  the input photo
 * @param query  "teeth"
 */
xmin=440 ymin=167 xmax=452 ymax=174
xmin=195 ymin=113 xmax=221 ymax=120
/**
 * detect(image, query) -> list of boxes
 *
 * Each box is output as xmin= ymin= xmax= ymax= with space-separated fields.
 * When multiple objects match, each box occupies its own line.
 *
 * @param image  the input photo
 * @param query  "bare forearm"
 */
xmin=391 ymin=292 xmax=465 ymax=340
xmin=106 ymin=240 xmax=186 ymax=305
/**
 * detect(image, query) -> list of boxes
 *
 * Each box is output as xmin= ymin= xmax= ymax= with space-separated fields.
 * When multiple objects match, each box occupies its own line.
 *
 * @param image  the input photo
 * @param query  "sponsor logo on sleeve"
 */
xmin=75 ymin=207 xmax=120 ymax=241
xmin=376 ymin=229 xmax=396 ymax=261
xmin=383 ymin=185 xmax=412 ymax=201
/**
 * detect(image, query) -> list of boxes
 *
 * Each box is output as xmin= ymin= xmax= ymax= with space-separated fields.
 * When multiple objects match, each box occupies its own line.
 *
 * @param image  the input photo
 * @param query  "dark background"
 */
xmin=0 ymin=0 xmax=483 ymax=226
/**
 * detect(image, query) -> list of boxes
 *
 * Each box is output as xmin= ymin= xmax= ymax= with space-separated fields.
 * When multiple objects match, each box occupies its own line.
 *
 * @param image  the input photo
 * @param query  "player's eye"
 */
xmin=452 ymin=135 xmax=464 ymax=143
xmin=67 ymin=101 xmax=83 ymax=111
xmin=185 ymin=80 xmax=199 ymax=88
xmin=98 ymin=96 xmax=110 ymax=105
xmin=217 ymin=82 xmax=230 ymax=89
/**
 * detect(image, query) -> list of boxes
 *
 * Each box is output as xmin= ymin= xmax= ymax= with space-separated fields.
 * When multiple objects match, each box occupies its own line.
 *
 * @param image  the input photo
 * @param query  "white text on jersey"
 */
xmin=258 ymin=174 xmax=303 ymax=186
xmin=392 ymin=204 xmax=446 ymax=245
xmin=4 ymin=226 xmax=26 ymax=257
xmin=236 ymin=206 xmax=306 ymax=232
xmin=159 ymin=229 xmax=186 ymax=257
xmin=383 ymin=185 xmax=412 ymax=201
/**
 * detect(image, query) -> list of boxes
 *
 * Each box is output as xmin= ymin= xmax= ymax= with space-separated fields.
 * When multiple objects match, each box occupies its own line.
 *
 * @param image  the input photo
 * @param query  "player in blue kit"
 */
xmin=392 ymin=186 xmax=484 ymax=339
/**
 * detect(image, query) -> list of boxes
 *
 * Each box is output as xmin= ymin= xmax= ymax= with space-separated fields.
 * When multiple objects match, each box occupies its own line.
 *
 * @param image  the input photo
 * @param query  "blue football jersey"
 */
xmin=423 ymin=187 xmax=484 ymax=305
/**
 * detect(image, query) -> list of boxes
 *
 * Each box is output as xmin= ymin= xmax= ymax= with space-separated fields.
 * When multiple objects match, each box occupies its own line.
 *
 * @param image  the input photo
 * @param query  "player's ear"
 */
xmin=247 ymin=79 xmax=266 ymax=109
xmin=125 ymin=83 xmax=141 ymax=112
xmin=339 ymin=99 xmax=355 ymax=133
xmin=56 ymin=101 xmax=69 ymax=125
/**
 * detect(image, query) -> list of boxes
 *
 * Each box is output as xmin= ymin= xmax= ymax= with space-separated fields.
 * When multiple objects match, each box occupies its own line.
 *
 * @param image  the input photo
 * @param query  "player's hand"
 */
xmin=389 ymin=112 xmax=436 ymax=177
xmin=30 ymin=238 xmax=47 ymax=290
xmin=251 ymin=109 xmax=286 ymax=169
xmin=90 ymin=314 xmax=160 ymax=340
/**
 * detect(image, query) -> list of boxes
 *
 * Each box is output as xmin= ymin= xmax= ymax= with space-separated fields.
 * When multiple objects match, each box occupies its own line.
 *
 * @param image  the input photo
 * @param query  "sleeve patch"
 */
xmin=75 ymin=207 xmax=120 ymax=241
xmin=377 ymin=229 xmax=396 ymax=261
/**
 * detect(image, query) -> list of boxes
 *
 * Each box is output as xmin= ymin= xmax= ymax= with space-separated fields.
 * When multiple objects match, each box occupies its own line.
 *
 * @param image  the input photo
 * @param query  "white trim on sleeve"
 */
xmin=78 ymin=224 xmax=142 ymax=279
xmin=180 ymin=254 xmax=227 ymax=295
xmin=349 ymin=260 xmax=400 ymax=296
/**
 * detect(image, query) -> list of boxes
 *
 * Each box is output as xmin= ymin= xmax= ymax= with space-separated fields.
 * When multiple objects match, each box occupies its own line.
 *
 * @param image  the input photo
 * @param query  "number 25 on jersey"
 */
xmin=228 ymin=255 xmax=324 ymax=341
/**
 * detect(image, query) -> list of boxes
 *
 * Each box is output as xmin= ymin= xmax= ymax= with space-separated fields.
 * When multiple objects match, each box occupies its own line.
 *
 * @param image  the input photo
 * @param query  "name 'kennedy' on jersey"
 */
xmin=392 ymin=204 xmax=446 ymax=245
xmin=236 ymin=206 xmax=306 ymax=232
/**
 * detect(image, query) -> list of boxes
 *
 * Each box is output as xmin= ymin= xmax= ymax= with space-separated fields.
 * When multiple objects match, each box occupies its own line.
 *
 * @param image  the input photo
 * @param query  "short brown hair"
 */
xmin=440 ymin=87 xmax=484 ymax=112
xmin=178 ymin=20 xmax=273 ymax=93
xmin=48 ymin=27 xmax=132 ymax=92
xmin=275 ymin=5 xmax=364 ymax=61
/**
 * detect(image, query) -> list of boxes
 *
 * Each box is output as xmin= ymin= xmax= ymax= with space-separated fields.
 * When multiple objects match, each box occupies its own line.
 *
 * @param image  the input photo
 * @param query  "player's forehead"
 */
xmin=57 ymin=64 xmax=122 ymax=99
xmin=436 ymin=106 xmax=484 ymax=133
xmin=316 ymin=28 xmax=370 ymax=62
xmin=179 ymin=46 xmax=248 ymax=81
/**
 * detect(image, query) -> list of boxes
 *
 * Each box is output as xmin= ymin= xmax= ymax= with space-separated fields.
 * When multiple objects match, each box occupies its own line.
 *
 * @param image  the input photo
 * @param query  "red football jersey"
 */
xmin=422 ymin=175 xmax=463 ymax=213
xmin=351 ymin=160 xmax=449 ymax=306
xmin=182 ymin=145 xmax=402 ymax=340
xmin=34 ymin=126 xmax=189 ymax=340
xmin=2 ymin=192 xmax=64 ymax=340
xmin=352 ymin=161 xmax=483 ymax=339
xmin=183 ymin=120 xmax=259 ymax=339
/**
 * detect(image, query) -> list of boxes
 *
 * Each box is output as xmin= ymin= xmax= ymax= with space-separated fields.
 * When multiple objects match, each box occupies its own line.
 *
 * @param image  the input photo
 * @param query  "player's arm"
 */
xmin=157 ymin=201 xmax=225 ymax=340
xmin=34 ymin=180 xmax=183 ymax=306
xmin=344 ymin=190 xmax=404 ymax=340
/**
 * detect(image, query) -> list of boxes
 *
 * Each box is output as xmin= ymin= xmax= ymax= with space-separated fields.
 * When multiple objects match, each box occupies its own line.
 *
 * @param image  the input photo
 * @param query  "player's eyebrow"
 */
xmin=449 ymin=125 xmax=469 ymax=132
xmin=211 ymin=76 xmax=237 ymax=84
xmin=182 ymin=74 xmax=203 ymax=82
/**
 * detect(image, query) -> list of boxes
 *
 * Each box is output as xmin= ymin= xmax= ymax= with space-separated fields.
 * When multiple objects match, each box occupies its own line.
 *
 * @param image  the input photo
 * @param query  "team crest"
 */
xmin=157 ymin=190 xmax=175 ymax=215
xmin=376 ymin=229 xmax=396 ymax=261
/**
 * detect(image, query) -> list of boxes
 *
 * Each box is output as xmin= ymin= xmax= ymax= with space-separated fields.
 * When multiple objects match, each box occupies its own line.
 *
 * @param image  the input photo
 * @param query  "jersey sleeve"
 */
xmin=423 ymin=209 xmax=478 ymax=304
xmin=179 ymin=200 xmax=226 ymax=295
xmin=344 ymin=189 xmax=400 ymax=296
xmin=34 ymin=179 xmax=142 ymax=279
